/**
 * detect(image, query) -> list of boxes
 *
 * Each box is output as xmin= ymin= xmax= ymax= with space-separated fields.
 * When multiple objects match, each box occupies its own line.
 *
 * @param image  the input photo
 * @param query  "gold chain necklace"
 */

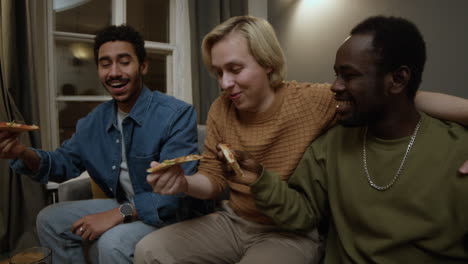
xmin=362 ymin=120 xmax=421 ymax=191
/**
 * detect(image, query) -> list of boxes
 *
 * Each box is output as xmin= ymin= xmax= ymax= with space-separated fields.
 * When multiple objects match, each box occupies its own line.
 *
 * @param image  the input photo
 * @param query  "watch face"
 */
xmin=120 ymin=203 xmax=133 ymax=216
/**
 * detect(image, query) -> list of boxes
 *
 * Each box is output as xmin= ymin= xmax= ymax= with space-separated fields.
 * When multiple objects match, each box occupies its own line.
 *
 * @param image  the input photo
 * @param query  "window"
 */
xmin=45 ymin=0 xmax=191 ymax=148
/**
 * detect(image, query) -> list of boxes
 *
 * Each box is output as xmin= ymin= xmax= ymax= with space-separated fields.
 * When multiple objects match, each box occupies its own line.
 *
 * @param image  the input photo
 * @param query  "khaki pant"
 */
xmin=134 ymin=202 xmax=322 ymax=264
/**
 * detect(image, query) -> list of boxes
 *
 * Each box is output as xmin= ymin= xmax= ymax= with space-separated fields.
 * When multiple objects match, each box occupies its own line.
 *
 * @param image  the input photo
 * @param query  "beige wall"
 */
xmin=268 ymin=0 xmax=468 ymax=98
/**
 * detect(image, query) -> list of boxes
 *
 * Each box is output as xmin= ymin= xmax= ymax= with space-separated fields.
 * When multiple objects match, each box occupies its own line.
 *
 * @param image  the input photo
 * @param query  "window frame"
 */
xmin=43 ymin=0 xmax=192 ymax=149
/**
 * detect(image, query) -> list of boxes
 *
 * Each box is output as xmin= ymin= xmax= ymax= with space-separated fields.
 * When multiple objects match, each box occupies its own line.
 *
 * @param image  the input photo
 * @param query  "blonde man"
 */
xmin=134 ymin=16 xmax=468 ymax=264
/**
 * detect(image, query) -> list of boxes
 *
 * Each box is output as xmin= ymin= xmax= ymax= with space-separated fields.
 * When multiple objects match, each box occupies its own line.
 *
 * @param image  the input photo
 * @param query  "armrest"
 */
xmin=58 ymin=174 xmax=92 ymax=202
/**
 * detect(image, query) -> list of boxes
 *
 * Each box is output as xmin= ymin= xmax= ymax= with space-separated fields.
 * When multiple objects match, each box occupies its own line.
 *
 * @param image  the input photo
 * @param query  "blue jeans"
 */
xmin=36 ymin=199 xmax=156 ymax=264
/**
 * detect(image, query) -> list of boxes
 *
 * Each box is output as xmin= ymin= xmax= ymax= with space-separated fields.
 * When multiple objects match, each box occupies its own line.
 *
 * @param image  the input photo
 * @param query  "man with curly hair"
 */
xmin=0 ymin=25 xmax=208 ymax=263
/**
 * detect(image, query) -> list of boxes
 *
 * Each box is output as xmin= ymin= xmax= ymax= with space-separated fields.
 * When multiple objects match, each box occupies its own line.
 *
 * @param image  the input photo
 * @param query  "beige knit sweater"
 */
xmin=198 ymin=81 xmax=336 ymax=224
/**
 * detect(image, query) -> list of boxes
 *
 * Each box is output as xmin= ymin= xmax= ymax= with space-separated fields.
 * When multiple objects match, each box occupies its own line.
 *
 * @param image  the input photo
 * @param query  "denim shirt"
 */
xmin=10 ymin=87 xmax=200 ymax=227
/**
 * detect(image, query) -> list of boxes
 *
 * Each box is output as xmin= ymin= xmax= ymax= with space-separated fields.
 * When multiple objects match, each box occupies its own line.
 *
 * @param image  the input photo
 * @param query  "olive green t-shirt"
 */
xmin=252 ymin=113 xmax=468 ymax=263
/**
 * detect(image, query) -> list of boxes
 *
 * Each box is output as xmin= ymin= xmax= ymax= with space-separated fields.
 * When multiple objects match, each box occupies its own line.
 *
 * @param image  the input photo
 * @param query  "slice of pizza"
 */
xmin=146 ymin=154 xmax=203 ymax=173
xmin=0 ymin=121 xmax=40 ymax=133
xmin=219 ymin=143 xmax=244 ymax=178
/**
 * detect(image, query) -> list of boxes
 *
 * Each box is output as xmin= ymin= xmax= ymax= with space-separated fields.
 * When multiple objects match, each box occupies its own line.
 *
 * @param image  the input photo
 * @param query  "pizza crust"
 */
xmin=219 ymin=144 xmax=244 ymax=178
xmin=147 ymin=154 xmax=203 ymax=173
xmin=0 ymin=122 xmax=40 ymax=132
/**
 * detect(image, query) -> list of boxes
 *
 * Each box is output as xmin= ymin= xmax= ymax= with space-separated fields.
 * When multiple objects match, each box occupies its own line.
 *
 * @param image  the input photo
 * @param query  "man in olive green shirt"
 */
xmin=228 ymin=16 xmax=468 ymax=263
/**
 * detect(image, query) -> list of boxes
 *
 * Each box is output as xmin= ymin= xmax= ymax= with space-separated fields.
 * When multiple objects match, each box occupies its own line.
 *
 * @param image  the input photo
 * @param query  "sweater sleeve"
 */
xmin=250 ymin=140 xmax=329 ymax=232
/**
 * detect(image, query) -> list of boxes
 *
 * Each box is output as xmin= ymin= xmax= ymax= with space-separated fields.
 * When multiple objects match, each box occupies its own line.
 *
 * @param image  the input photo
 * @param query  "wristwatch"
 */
xmin=119 ymin=203 xmax=134 ymax=223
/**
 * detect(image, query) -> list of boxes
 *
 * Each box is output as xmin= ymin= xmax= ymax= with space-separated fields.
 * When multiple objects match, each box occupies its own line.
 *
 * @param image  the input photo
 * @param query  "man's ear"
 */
xmin=389 ymin=66 xmax=411 ymax=95
xmin=140 ymin=59 xmax=149 ymax=75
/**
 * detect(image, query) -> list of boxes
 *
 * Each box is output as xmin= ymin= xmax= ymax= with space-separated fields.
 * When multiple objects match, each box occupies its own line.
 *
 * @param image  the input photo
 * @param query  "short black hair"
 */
xmin=351 ymin=16 xmax=426 ymax=100
xmin=93 ymin=25 xmax=146 ymax=65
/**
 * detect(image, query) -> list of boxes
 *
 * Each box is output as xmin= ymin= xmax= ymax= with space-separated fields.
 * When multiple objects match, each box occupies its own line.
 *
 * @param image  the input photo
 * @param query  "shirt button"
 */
xmin=116 ymin=139 xmax=120 ymax=143
xmin=112 ymin=165 xmax=116 ymax=170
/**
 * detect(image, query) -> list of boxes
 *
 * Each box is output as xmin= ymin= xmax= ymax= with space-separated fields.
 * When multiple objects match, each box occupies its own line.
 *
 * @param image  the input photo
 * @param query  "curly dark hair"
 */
xmin=93 ymin=25 xmax=146 ymax=65
xmin=351 ymin=16 xmax=426 ymax=100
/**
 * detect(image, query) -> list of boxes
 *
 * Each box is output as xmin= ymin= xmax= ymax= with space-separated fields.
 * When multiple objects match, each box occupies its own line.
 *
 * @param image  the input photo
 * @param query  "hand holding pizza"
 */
xmin=0 ymin=122 xmax=39 ymax=160
xmin=216 ymin=144 xmax=263 ymax=186
xmin=459 ymin=160 xmax=468 ymax=175
xmin=147 ymin=159 xmax=192 ymax=195
xmin=0 ymin=130 xmax=27 ymax=160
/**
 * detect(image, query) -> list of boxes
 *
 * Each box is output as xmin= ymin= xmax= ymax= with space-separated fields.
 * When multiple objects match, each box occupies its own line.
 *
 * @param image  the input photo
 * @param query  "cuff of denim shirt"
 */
xmin=9 ymin=148 xmax=51 ymax=184
xmin=133 ymin=192 xmax=181 ymax=227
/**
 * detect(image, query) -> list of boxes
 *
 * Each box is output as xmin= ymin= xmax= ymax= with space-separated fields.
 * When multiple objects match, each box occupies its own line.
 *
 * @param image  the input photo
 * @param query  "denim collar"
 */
xmin=106 ymin=85 xmax=153 ymax=131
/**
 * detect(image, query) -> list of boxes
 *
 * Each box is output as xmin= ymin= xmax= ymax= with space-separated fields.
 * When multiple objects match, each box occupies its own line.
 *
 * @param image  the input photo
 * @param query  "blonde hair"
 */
xmin=202 ymin=16 xmax=286 ymax=88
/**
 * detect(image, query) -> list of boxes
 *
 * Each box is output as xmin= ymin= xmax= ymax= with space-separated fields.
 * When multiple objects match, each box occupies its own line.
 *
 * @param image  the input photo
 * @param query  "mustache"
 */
xmin=105 ymin=77 xmax=130 ymax=84
xmin=334 ymin=93 xmax=352 ymax=101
